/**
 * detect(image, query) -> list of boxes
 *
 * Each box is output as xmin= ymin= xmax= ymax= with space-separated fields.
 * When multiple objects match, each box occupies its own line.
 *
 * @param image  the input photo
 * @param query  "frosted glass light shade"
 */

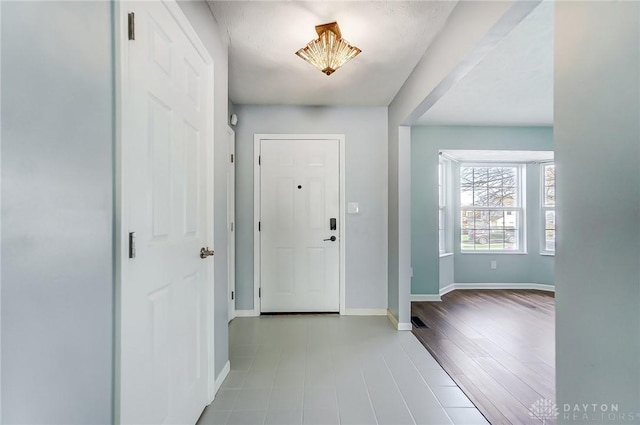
xmin=295 ymin=22 xmax=361 ymax=76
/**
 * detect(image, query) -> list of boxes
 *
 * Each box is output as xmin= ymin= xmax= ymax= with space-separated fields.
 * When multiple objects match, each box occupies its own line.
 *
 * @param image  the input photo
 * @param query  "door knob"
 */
xmin=200 ymin=247 xmax=214 ymax=258
xmin=323 ymin=236 xmax=337 ymax=242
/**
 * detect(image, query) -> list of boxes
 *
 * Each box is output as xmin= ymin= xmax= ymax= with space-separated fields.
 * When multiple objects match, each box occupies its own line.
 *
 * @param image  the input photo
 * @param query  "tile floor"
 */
xmin=197 ymin=315 xmax=489 ymax=425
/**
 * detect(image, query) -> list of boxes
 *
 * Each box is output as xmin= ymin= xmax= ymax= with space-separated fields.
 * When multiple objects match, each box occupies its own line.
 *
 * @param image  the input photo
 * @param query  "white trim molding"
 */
xmin=387 ymin=309 xmax=399 ymax=328
xmin=387 ymin=309 xmax=413 ymax=331
xmin=212 ymin=361 xmax=231 ymax=399
xmin=234 ymin=309 xmax=259 ymax=318
xmin=398 ymin=322 xmax=413 ymax=331
xmin=344 ymin=308 xmax=387 ymax=316
xmin=439 ymin=283 xmax=555 ymax=297
xmin=411 ymin=294 xmax=442 ymax=302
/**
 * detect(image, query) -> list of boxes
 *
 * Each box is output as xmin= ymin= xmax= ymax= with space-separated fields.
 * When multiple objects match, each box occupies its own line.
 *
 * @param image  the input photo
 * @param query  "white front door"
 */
xmin=259 ymin=139 xmax=340 ymax=312
xmin=227 ymin=127 xmax=236 ymax=322
xmin=119 ymin=2 xmax=213 ymax=424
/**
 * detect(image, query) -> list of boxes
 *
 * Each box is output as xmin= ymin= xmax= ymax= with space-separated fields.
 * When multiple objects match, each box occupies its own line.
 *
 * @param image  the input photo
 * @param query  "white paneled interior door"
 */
xmin=260 ymin=139 xmax=340 ymax=312
xmin=120 ymin=2 xmax=213 ymax=424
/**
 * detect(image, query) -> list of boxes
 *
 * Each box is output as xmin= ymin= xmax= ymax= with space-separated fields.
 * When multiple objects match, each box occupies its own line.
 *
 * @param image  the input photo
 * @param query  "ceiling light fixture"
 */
xmin=295 ymin=22 xmax=362 ymax=76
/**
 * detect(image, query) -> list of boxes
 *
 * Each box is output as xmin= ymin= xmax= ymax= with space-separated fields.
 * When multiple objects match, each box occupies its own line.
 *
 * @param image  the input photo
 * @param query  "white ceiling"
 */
xmin=207 ymin=1 xmax=457 ymax=106
xmin=417 ymin=1 xmax=553 ymax=126
xmin=441 ymin=149 xmax=554 ymax=162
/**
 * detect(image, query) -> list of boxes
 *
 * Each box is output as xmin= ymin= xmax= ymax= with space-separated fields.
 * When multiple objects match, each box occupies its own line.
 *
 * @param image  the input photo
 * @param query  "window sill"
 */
xmin=460 ymin=251 xmax=528 ymax=255
xmin=439 ymin=252 xmax=453 ymax=258
xmin=540 ymin=252 xmax=555 ymax=257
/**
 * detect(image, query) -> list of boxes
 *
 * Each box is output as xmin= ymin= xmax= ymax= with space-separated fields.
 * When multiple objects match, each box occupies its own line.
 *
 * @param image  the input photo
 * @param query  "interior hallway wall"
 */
xmin=1 ymin=2 xmax=114 ymax=423
xmin=555 ymin=2 xmax=640 ymax=420
xmin=233 ymin=105 xmax=388 ymax=313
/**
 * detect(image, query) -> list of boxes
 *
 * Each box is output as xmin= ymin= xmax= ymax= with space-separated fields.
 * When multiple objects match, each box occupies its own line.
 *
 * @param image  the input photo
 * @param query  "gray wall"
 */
xmin=233 ymin=105 xmax=388 ymax=311
xmin=177 ymin=0 xmax=230 ymax=378
xmin=555 ymin=2 xmax=640 ymax=420
xmin=1 ymin=2 xmax=114 ymax=423
xmin=411 ymin=126 xmax=554 ymax=295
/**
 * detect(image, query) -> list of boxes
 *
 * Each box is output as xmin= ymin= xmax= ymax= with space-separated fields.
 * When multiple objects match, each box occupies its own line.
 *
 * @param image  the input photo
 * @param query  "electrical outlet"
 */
xmin=491 ymin=260 xmax=497 ymax=270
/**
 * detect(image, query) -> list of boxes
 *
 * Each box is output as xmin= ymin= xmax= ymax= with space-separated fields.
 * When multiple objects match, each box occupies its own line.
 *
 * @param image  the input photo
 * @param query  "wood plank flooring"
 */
xmin=411 ymin=290 xmax=555 ymax=425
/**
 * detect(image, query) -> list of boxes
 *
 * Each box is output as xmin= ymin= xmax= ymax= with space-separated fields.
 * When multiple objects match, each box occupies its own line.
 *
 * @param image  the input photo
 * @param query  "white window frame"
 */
xmin=540 ymin=162 xmax=556 ymax=255
xmin=460 ymin=163 xmax=526 ymax=254
xmin=438 ymin=157 xmax=452 ymax=256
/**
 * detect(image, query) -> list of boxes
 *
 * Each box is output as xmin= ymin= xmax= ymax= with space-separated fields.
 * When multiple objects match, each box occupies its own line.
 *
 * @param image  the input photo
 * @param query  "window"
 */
xmin=541 ymin=163 xmax=555 ymax=253
xmin=460 ymin=164 xmax=524 ymax=252
xmin=438 ymin=158 xmax=449 ymax=254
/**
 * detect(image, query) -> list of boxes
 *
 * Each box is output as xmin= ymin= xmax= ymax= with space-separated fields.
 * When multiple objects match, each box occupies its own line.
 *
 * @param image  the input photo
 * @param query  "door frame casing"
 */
xmin=227 ymin=126 xmax=236 ymax=322
xmin=253 ymin=134 xmax=346 ymax=316
xmin=114 ymin=0 xmax=217 ymax=421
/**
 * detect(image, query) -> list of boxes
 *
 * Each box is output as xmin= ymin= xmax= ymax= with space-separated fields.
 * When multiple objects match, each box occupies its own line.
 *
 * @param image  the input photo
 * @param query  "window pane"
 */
xmin=488 ymin=187 xmax=503 ymax=207
xmin=544 ymin=164 xmax=555 ymax=186
xmin=544 ymin=164 xmax=556 ymax=207
xmin=461 ymin=167 xmax=474 ymax=186
xmin=504 ymin=210 xmax=518 ymax=230
xmin=503 ymin=186 xmax=517 ymax=206
xmin=502 ymin=167 xmax=517 ymax=185
xmin=461 ymin=188 xmax=473 ymax=207
xmin=461 ymin=211 xmax=473 ymax=232
xmin=490 ymin=210 xmax=504 ymax=229
xmin=545 ymin=187 xmax=555 ymax=206
xmin=505 ymin=229 xmax=517 ymax=250
xmin=438 ymin=162 xmax=444 ymax=206
xmin=490 ymin=230 xmax=505 ymax=249
xmin=460 ymin=164 xmax=522 ymax=252
xmin=474 ymin=167 xmax=489 ymax=187
xmin=541 ymin=163 xmax=556 ymax=252
xmin=545 ymin=230 xmax=556 ymax=251
xmin=474 ymin=188 xmax=488 ymax=207
xmin=474 ymin=210 xmax=489 ymax=230
xmin=487 ymin=167 xmax=502 ymax=187
xmin=545 ymin=210 xmax=555 ymax=230
xmin=461 ymin=209 xmax=519 ymax=251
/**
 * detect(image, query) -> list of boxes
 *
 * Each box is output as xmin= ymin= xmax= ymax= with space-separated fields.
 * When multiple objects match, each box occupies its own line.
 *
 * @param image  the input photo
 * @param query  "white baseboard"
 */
xmin=410 ymin=294 xmax=442 ymax=302
xmin=213 ymin=360 xmax=230 ymax=396
xmin=386 ymin=309 xmax=399 ymax=328
xmin=344 ymin=308 xmax=387 ymax=316
xmin=386 ymin=309 xmax=412 ymax=331
xmin=440 ymin=283 xmax=555 ymax=297
xmin=397 ymin=322 xmax=413 ymax=331
xmin=234 ymin=309 xmax=259 ymax=317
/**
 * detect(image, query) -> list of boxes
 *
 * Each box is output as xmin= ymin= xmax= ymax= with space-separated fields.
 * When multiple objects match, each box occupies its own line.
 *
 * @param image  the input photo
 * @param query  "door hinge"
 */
xmin=258 ymin=221 xmax=261 ymax=231
xmin=231 ymin=153 xmax=234 ymax=163
xmin=259 ymin=288 xmax=261 ymax=298
xmin=258 ymin=155 xmax=261 ymax=165
xmin=128 ymin=232 xmax=136 ymax=259
xmin=230 ymin=222 xmax=234 ymax=232
xmin=231 ymin=291 xmax=234 ymax=300
xmin=127 ymin=12 xmax=135 ymax=41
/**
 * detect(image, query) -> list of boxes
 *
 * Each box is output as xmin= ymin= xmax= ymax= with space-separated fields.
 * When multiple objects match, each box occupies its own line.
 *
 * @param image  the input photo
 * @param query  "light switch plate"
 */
xmin=348 ymin=202 xmax=359 ymax=214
